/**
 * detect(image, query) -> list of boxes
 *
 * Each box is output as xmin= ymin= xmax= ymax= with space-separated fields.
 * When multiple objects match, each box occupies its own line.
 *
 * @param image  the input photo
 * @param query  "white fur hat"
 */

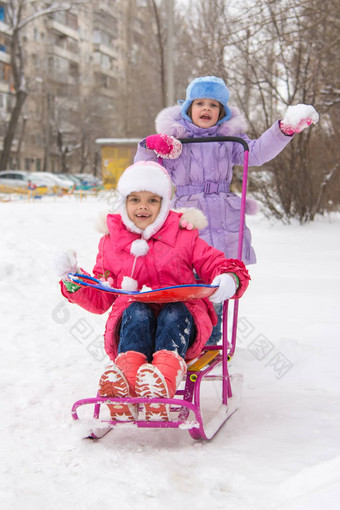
xmin=117 ymin=161 xmax=172 ymax=242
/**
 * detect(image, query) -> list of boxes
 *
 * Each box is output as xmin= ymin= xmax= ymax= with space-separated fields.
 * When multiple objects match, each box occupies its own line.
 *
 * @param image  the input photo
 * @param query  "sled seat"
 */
xmin=187 ymin=350 xmax=220 ymax=372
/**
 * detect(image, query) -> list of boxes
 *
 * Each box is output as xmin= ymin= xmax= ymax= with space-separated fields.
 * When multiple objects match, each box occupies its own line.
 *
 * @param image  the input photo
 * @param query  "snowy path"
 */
xmin=1 ymin=196 xmax=339 ymax=510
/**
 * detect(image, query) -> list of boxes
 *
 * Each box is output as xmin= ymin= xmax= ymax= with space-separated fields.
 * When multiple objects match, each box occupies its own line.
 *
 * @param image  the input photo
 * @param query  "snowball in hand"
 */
xmin=280 ymin=104 xmax=319 ymax=135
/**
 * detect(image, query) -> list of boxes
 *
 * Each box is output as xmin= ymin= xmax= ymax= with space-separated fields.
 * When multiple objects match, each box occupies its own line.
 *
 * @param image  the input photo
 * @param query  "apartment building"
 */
xmin=0 ymin=0 xmax=137 ymax=174
xmin=0 ymin=4 xmax=12 ymax=145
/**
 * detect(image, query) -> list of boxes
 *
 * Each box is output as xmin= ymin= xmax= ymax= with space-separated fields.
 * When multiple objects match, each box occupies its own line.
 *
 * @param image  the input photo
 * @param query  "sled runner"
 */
xmin=71 ymin=136 xmax=249 ymax=440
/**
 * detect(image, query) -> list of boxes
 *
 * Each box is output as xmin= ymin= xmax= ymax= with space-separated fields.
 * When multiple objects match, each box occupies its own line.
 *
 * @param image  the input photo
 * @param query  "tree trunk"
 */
xmin=151 ymin=0 xmax=166 ymax=107
xmin=0 ymin=89 xmax=28 ymax=170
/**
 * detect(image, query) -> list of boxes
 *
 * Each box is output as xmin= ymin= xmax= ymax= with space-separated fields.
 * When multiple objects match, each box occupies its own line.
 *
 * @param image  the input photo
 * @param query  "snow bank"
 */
xmin=1 ymin=196 xmax=339 ymax=510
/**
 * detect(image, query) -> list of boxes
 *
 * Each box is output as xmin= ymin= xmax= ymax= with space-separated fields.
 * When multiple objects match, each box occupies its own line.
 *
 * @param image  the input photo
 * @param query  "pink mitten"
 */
xmin=146 ymin=134 xmax=182 ymax=159
xmin=280 ymin=104 xmax=319 ymax=136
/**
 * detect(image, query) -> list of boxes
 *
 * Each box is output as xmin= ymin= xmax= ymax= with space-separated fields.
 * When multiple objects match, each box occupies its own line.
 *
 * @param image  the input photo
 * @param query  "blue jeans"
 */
xmin=206 ymin=302 xmax=223 ymax=345
xmin=118 ymin=302 xmax=196 ymax=361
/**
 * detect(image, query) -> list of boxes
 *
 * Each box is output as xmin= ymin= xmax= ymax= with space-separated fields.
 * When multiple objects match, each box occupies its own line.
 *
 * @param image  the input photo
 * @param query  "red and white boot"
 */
xmin=99 ymin=350 xmax=146 ymax=421
xmin=135 ymin=350 xmax=187 ymax=421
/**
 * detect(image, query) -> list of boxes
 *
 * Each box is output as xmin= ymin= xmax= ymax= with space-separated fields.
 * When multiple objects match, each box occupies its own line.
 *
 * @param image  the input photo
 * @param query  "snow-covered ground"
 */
xmin=1 ymin=194 xmax=339 ymax=510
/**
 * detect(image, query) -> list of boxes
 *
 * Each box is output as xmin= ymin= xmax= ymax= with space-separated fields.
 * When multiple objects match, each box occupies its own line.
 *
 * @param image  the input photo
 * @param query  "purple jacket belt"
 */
xmin=176 ymin=181 xmax=229 ymax=196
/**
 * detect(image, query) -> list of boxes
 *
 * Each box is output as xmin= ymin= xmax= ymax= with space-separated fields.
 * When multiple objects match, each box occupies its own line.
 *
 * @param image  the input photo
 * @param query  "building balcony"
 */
xmin=46 ymin=69 xmax=79 ymax=86
xmin=0 ymin=49 xmax=10 ymax=64
xmin=47 ymin=19 xmax=79 ymax=41
xmin=95 ymin=87 xmax=116 ymax=99
xmin=47 ymin=43 xmax=79 ymax=64
xmin=0 ymin=81 xmax=10 ymax=93
xmin=93 ymin=64 xmax=117 ymax=79
xmin=0 ymin=20 xmax=11 ymax=37
xmin=93 ymin=42 xmax=117 ymax=59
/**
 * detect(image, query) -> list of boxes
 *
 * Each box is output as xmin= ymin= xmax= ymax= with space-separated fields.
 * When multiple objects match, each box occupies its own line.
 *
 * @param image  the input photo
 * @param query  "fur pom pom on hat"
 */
xmin=117 ymin=161 xmax=172 ymax=242
xmin=178 ymin=76 xmax=232 ymax=125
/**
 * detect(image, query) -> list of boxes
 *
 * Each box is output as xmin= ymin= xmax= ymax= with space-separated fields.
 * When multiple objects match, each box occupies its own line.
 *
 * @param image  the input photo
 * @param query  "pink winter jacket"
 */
xmin=60 ymin=211 xmax=250 ymax=361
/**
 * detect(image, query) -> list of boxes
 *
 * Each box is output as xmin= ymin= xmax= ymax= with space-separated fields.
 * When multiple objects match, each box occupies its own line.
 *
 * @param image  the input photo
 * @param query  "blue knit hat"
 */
xmin=178 ymin=76 xmax=232 ymax=125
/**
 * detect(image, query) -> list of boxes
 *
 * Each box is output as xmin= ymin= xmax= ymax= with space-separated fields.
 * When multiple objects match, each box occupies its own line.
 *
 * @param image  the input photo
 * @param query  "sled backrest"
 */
xmin=174 ymin=137 xmax=250 ymax=365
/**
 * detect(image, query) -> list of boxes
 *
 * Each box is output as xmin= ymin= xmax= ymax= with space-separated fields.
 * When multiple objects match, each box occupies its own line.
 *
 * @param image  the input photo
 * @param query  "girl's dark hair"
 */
xmin=187 ymin=101 xmax=225 ymax=123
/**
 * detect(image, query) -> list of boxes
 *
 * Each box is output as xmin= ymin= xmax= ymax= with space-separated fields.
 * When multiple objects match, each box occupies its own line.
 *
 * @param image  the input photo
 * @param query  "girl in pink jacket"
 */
xmin=58 ymin=161 xmax=250 ymax=422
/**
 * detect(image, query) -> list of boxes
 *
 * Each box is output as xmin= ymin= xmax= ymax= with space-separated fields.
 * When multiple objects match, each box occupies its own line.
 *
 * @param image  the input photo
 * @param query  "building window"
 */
xmin=93 ymin=29 xmax=115 ymax=47
xmin=69 ymin=62 xmax=78 ymax=78
xmin=0 ymin=6 xmax=5 ymax=22
xmin=0 ymin=61 xmax=11 ymax=84
xmin=95 ymin=73 xmax=117 ymax=90
xmin=53 ymin=11 xmax=78 ymax=31
xmin=32 ymin=54 xmax=39 ymax=67
xmin=55 ymin=33 xmax=66 ymax=48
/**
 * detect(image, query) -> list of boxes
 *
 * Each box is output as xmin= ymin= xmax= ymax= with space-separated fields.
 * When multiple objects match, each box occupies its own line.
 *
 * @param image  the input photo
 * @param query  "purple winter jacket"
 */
xmin=134 ymin=105 xmax=292 ymax=264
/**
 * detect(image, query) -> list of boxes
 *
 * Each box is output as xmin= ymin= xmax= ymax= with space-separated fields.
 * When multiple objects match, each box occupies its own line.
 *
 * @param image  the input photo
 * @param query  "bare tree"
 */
xmin=117 ymin=0 xmax=169 ymax=138
xmin=175 ymin=0 xmax=340 ymax=222
xmin=238 ymin=0 xmax=340 ymax=222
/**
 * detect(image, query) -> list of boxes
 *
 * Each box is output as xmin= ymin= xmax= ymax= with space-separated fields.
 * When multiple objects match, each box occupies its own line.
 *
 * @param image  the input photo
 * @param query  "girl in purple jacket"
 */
xmin=134 ymin=75 xmax=318 ymax=344
xmin=135 ymin=75 xmax=318 ymax=264
xmin=57 ymin=161 xmax=250 ymax=422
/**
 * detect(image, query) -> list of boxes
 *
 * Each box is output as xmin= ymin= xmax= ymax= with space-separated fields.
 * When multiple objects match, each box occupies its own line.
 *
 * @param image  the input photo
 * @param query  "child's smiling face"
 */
xmin=126 ymin=191 xmax=162 ymax=230
xmin=190 ymin=98 xmax=221 ymax=128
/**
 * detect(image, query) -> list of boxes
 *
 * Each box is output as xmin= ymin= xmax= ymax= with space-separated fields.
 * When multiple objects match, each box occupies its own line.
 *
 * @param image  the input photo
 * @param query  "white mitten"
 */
xmin=54 ymin=249 xmax=78 ymax=279
xmin=209 ymin=273 xmax=237 ymax=303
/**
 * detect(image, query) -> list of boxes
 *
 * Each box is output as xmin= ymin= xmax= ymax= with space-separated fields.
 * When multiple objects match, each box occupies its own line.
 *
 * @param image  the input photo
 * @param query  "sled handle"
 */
xmin=174 ymin=135 xmax=250 ymax=363
xmin=177 ymin=135 xmax=249 ymax=152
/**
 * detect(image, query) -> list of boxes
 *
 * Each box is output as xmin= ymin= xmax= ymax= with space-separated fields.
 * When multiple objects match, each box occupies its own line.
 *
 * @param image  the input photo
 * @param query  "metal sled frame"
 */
xmin=71 ymin=136 xmax=249 ymax=440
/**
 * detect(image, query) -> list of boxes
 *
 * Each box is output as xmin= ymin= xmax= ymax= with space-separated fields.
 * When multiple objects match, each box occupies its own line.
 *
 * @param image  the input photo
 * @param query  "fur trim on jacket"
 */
xmin=95 ymin=207 xmax=208 ymax=236
xmin=155 ymin=104 xmax=249 ymax=138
